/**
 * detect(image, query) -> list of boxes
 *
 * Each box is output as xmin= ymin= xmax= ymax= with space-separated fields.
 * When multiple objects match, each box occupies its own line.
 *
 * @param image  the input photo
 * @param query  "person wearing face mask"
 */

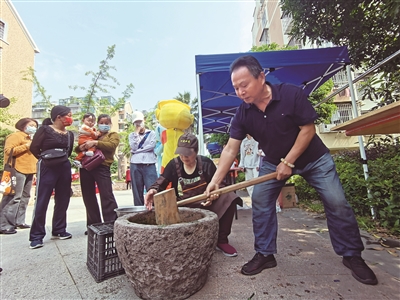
xmin=129 ymin=111 xmax=158 ymax=206
xmin=76 ymin=114 xmax=119 ymax=232
xmin=29 ymin=105 xmax=74 ymax=249
xmin=0 ymin=118 xmax=38 ymax=234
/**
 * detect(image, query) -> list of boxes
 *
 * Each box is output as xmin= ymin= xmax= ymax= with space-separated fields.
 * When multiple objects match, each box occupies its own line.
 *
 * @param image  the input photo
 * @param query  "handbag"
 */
xmin=81 ymin=149 xmax=105 ymax=171
xmin=40 ymin=132 xmax=71 ymax=168
xmin=0 ymin=149 xmax=17 ymax=196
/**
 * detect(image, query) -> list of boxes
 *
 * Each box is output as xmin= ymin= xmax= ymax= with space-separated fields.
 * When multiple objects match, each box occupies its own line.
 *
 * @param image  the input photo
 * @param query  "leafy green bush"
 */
xmin=291 ymin=135 xmax=400 ymax=235
xmin=289 ymin=175 xmax=320 ymax=202
xmin=0 ymin=128 xmax=14 ymax=168
xmin=110 ymin=161 xmax=118 ymax=175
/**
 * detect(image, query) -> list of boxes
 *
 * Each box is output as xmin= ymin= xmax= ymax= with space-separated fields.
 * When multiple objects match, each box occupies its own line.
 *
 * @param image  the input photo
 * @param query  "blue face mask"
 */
xmin=98 ymin=124 xmax=111 ymax=132
xmin=24 ymin=125 xmax=37 ymax=135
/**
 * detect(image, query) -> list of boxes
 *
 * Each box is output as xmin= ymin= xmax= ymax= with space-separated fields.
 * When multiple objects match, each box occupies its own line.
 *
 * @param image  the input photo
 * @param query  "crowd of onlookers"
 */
xmin=0 ymin=106 xmax=242 ymax=257
xmin=0 ymin=105 xmax=121 ymax=250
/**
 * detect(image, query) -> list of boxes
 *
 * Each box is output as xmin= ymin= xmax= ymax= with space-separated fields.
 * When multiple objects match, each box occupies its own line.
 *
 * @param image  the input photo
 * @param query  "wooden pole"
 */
xmin=177 ymin=172 xmax=277 ymax=207
xmin=154 ymin=188 xmax=181 ymax=225
xmin=154 ymin=172 xmax=277 ymax=226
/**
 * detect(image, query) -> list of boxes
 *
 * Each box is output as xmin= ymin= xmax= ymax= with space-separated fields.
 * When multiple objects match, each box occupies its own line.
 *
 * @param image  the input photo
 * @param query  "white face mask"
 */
xmin=24 ymin=125 xmax=37 ymax=135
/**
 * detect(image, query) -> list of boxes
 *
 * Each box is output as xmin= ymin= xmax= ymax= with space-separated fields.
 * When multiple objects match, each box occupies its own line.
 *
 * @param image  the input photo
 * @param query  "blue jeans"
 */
xmin=130 ymin=163 xmax=158 ymax=206
xmin=252 ymin=152 xmax=364 ymax=257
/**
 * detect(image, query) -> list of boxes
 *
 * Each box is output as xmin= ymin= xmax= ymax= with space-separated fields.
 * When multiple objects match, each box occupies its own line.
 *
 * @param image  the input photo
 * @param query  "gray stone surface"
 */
xmin=114 ymin=208 xmax=219 ymax=300
xmin=1 ymin=190 xmax=399 ymax=299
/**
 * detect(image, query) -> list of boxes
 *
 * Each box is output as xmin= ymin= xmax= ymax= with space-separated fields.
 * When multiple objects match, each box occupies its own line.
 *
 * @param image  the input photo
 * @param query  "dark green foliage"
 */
xmin=280 ymin=0 xmax=400 ymax=109
xmin=293 ymin=135 xmax=400 ymax=234
xmin=280 ymin=0 xmax=400 ymax=72
xmin=208 ymin=133 xmax=229 ymax=149
xmin=0 ymin=128 xmax=14 ymax=168
xmin=236 ymin=171 xmax=245 ymax=183
xmin=110 ymin=161 xmax=118 ymax=175
xmin=289 ymin=175 xmax=320 ymax=203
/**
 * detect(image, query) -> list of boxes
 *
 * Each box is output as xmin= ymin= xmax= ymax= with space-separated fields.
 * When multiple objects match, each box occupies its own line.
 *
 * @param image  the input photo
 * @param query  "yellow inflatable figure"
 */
xmin=155 ymin=99 xmax=194 ymax=173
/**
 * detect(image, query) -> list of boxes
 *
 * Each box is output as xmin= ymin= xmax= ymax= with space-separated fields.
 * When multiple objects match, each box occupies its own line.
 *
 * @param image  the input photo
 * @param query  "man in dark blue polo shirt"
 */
xmin=205 ymin=55 xmax=377 ymax=285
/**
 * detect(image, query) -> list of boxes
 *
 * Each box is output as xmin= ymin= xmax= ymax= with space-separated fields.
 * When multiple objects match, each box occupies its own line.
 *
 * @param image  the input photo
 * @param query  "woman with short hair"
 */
xmin=0 ymin=118 xmax=38 ymax=234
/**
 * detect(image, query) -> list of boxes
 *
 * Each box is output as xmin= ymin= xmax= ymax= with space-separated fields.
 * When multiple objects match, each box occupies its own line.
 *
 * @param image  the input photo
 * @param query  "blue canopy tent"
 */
xmin=206 ymin=142 xmax=223 ymax=155
xmin=195 ymin=46 xmax=351 ymax=139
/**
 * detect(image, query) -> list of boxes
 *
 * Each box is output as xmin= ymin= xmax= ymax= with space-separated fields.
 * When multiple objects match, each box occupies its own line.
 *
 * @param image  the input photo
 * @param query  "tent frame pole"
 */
xmin=346 ymin=65 xmax=375 ymax=218
xmin=196 ymin=73 xmax=205 ymax=155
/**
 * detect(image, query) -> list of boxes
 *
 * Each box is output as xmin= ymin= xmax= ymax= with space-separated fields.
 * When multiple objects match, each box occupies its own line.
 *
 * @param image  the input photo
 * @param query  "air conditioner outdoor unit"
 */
xmin=318 ymin=123 xmax=336 ymax=134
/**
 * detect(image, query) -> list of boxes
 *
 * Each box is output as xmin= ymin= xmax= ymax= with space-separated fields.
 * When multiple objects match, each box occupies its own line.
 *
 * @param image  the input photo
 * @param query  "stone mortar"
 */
xmin=114 ymin=207 xmax=219 ymax=300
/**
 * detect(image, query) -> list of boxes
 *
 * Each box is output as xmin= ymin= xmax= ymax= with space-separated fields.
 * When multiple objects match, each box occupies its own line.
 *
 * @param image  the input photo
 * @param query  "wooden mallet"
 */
xmin=153 ymin=172 xmax=277 ymax=225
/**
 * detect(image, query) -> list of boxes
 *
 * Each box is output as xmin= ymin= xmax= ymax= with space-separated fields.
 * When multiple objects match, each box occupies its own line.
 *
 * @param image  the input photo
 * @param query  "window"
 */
xmin=287 ymin=37 xmax=303 ymax=49
xmin=331 ymin=103 xmax=354 ymax=124
xmin=0 ymin=21 xmax=5 ymax=40
xmin=332 ymin=70 xmax=348 ymax=87
xmin=262 ymin=11 xmax=268 ymax=28
xmin=260 ymin=28 xmax=269 ymax=44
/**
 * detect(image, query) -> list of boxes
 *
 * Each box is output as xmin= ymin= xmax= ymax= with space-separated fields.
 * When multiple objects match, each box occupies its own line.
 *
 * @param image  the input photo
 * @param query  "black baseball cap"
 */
xmin=175 ymin=133 xmax=198 ymax=156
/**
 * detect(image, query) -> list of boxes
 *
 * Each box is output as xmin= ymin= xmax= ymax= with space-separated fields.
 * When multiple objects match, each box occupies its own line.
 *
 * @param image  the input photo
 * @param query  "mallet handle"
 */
xmin=177 ymin=172 xmax=277 ymax=207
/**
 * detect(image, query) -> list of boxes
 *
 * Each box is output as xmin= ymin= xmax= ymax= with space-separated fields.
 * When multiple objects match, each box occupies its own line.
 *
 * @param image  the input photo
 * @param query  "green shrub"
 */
xmin=289 ymin=135 xmax=400 ymax=235
xmin=0 ymin=128 xmax=14 ymax=168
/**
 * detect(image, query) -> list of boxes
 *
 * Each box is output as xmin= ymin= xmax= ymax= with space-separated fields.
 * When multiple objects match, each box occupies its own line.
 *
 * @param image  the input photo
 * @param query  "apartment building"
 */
xmin=0 ymin=0 xmax=39 ymax=128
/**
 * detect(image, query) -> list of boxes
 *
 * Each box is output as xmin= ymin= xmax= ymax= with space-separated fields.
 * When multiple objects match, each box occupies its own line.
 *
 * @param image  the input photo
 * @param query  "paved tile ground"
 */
xmin=1 ymin=189 xmax=399 ymax=299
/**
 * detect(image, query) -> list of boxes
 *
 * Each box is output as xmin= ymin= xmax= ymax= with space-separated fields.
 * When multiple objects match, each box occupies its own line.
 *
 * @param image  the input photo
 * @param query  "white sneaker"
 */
xmin=85 ymin=151 xmax=94 ymax=157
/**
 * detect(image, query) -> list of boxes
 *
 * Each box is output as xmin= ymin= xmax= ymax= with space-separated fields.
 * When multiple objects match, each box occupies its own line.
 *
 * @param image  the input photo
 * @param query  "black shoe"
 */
xmin=0 ymin=228 xmax=17 ymax=234
xmin=343 ymin=256 xmax=378 ymax=285
xmin=16 ymin=224 xmax=31 ymax=229
xmin=29 ymin=240 xmax=44 ymax=249
xmin=241 ymin=253 xmax=277 ymax=275
xmin=51 ymin=232 xmax=72 ymax=240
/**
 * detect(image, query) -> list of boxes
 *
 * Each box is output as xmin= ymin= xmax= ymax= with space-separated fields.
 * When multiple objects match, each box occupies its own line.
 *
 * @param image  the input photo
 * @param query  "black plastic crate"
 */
xmin=86 ymin=221 xmax=125 ymax=282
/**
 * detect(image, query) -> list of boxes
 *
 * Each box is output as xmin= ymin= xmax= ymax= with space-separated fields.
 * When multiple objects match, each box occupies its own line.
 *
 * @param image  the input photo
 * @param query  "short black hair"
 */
xmin=230 ymin=55 xmax=264 ymax=79
xmin=82 ymin=113 xmax=96 ymax=121
xmin=97 ymin=114 xmax=112 ymax=124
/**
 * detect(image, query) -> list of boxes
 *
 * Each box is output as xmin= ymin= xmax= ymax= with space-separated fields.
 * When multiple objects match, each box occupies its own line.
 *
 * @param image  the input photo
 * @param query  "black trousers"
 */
xmin=30 ymin=160 xmax=71 ymax=241
xmin=79 ymin=164 xmax=118 ymax=226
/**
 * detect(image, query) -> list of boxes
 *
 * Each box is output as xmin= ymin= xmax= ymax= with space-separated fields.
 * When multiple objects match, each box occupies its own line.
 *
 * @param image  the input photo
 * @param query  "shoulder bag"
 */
xmin=40 ymin=132 xmax=71 ymax=168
